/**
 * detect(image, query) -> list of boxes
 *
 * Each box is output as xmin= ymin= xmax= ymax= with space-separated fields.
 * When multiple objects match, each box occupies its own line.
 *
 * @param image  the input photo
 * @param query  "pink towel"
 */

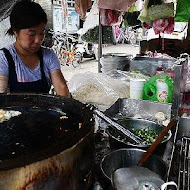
xmin=98 ymin=0 xmax=136 ymax=12
xmin=75 ymin=0 xmax=92 ymax=21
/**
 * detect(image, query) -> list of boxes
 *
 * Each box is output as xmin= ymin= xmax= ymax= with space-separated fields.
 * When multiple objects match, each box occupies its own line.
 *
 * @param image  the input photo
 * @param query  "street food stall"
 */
xmin=0 ymin=0 xmax=190 ymax=190
xmin=74 ymin=0 xmax=190 ymax=189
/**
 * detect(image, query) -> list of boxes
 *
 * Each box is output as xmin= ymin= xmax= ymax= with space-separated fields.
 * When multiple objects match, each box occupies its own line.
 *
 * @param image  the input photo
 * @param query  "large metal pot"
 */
xmin=100 ymin=148 xmax=167 ymax=182
xmin=107 ymin=118 xmax=171 ymax=155
xmin=0 ymin=94 xmax=94 ymax=190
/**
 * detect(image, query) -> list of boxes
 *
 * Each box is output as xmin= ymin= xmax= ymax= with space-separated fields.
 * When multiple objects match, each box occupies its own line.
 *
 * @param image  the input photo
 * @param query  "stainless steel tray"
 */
xmin=105 ymin=98 xmax=172 ymax=122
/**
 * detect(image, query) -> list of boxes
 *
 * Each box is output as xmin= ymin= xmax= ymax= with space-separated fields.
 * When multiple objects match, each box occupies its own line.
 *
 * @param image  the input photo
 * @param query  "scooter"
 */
xmin=75 ymin=41 xmax=96 ymax=62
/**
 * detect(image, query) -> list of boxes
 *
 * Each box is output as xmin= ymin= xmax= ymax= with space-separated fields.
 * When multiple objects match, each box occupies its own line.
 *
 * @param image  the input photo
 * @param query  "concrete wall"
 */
xmin=36 ymin=0 xmax=53 ymax=29
xmin=0 ymin=17 xmax=15 ymax=48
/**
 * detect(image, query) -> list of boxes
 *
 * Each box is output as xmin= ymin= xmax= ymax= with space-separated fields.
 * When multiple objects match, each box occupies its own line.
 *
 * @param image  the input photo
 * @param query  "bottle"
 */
xmin=166 ymin=62 xmax=174 ymax=79
xmin=154 ymin=61 xmax=164 ymax=75
xmin=156 ymin=79 xmax=169 ymax=102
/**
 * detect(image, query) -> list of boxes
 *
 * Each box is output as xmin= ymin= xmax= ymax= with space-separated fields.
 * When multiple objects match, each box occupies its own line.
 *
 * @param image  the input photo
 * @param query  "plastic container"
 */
xmin=100 ymin=54 xmax=132 ymax=74
xmin=100 ymin=56 xmax=116 ymax=74
xmin=156 ymin=79 xmax=169 ymax=102
xmin=130 ymin=79 xmax=146 ymax=99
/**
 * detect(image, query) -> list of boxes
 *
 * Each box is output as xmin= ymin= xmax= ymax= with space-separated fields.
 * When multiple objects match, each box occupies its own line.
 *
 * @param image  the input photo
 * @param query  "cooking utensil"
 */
xmin=111 ymin=166 xmax=165 ymax=190
xmin=106 ymin=118 xmax=172 ymax=152
xmin=0 ymin=94 xmax=94 ymax=182
xmin=110 ymin=120 xmax=177 ymax=190
xmin=138 ymin=119 xmax=177 ymax=165
xmin=100 ymin=148 xmax=167 ymax=181
xmin=0 ymin=94 xmax=94 ymax=190
xmin=100 ymin=148 xmax=177 ymax=190
xmin=111 ymin=167 xmax=177 ymax=190
xmin=94 ymin=109 xmax=144 ymax=144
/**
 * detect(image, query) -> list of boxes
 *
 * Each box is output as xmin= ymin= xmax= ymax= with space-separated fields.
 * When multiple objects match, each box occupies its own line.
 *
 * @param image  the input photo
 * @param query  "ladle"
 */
xmin=94 ymin=109 xmax=144 ymax=144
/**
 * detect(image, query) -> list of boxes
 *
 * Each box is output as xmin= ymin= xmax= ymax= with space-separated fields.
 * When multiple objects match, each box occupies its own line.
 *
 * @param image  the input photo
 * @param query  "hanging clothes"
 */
xmin=75 ymin=0 xmax=92 ymax=21
xmin=100 ymin=9 xmax=120 ymax=26
xmin=97 ymin=0 xmax=136 ymax=12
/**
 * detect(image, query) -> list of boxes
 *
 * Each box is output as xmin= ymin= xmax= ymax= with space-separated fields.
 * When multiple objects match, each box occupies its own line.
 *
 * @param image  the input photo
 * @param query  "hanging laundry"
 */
xmin=97 ymin=0 xmax=136 ymax=12
xmin=75 ymin=0 xmax=92 ymax=21
xmin=100 ymin=9 xmax=120 ymax=26
xmin=152 ymin=17 xmax=174 ymax=34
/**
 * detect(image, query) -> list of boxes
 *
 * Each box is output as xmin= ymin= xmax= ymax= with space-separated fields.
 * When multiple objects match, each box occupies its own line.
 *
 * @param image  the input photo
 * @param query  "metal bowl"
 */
xmin=100 ymin=148 xmax=167 ymax=181
xmin=107 ymin=118 xmax=172 ymax=150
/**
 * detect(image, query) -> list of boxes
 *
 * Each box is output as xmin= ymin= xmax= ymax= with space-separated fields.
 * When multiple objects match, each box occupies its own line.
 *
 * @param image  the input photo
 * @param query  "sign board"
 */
xmin=53 ymin=5 xmax=79 ymax=34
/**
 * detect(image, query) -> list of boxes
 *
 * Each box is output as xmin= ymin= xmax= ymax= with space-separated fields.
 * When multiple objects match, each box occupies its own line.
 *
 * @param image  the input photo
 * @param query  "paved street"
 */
xmin=61 ymin=44 xmax=139 ymax=81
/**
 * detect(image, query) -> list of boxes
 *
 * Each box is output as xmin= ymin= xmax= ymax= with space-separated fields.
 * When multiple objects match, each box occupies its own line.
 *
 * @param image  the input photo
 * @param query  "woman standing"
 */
xmin=0 ymin=0 xmax=70 ymax=97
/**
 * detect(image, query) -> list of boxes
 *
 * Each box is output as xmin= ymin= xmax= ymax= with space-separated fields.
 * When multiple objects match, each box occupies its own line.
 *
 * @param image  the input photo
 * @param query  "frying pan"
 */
xmin=0 ymin=93 xmax=94 ymax=171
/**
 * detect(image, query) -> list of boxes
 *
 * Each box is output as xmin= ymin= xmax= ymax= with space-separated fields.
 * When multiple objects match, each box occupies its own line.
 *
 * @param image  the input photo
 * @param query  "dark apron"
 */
xmin=1 ymin=48 xmax=50 ymax=93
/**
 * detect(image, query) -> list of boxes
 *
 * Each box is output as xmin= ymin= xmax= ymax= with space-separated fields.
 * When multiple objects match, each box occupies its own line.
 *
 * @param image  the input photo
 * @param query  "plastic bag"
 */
xmin=100 ymin=9 xmax=120 ymax=26
xmin=138 ymin=0 xmax=174 ymax=27
xmin=148 ymin=2 xmax=174 ymax=21
xmin=138 ymin=0 xmax=152 ymax=24
xmin=80 ymin=2 xmax=99 ymax=37
xmin=175 ymin=0 xmax=190 ymax=22
xmin=68 ymin=72 xmax=130 ymax=111
xmin=152 ymin=17 xmax=174 ymax=34
xmin=143 ymin=74 xmax=173 ymax=103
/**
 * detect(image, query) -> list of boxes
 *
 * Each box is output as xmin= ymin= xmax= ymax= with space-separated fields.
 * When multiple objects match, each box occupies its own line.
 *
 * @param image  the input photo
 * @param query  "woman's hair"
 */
xmin=7 ymin=0 xmax=47 ymax=35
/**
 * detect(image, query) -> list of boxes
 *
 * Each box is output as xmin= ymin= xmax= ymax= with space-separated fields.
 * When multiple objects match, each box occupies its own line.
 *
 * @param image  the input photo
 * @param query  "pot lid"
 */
xmin=112 ymin=166 xmax=164 ymax=190
xmin=0 ymin=94 xmax=94 ymax=171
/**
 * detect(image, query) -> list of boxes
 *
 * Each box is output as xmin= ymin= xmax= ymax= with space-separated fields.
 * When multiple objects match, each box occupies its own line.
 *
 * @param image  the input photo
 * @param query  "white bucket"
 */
xmin=130 ymin=79 xmax=146 ymax=99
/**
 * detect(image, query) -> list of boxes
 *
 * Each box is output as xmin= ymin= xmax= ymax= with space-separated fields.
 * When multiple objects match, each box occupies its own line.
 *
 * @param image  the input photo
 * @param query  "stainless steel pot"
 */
xmin=100 ymin=148 xmax=178 ymax=190
xmin=112 ymin=167 xmax=177 ymax=190
xmin=100 ymin=148 xmax=167 ymax=181
xmin=0 ymin=94 xmax=94 ymax=190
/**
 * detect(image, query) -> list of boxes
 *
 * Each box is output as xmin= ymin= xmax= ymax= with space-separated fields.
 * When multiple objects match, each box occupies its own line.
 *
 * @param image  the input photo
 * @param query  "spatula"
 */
xmin=94 ymin=109 xmax=145 ymax=144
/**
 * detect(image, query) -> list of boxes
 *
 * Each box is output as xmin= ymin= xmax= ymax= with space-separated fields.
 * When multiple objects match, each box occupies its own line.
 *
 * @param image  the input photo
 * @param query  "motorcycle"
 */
xmin=75 ymin=41 xmax=96 ymax=62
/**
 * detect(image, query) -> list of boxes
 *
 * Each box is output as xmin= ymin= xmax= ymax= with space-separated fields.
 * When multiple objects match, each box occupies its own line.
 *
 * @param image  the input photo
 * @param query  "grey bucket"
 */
xmin=101 ymin=53 xmax=132 ymax=73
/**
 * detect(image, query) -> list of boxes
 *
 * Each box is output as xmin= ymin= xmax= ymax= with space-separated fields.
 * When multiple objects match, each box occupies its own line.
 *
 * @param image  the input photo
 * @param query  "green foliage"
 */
xmin=175 ymin=0 xmax=190 ymax=22
xmin=81 ymin=26 xmax=116 ymax=44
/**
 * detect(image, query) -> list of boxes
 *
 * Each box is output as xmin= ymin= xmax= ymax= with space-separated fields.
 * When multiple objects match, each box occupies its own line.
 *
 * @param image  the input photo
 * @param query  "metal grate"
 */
xmin=178 ymin=137 xmax=190 ymax=190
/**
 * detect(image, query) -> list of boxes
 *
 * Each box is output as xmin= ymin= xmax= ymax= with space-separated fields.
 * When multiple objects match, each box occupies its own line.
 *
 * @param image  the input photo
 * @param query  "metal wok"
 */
xmin=0 ymin=94 xmax=94 ymax=190
xmin=107 ymin=118 xmax=172 ymax=154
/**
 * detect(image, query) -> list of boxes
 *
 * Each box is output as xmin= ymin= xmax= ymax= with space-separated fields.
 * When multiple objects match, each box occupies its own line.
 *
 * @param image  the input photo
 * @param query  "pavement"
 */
xmin=61 ymin=44 xmax=139 ymax=81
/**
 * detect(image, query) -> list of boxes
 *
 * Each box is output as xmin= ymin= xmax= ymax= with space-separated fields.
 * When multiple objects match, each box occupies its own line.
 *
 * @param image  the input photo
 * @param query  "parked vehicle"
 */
xmin=60 ymin=37 xmax=83 ymax=68
xmin=46 ymin=29 xmax=83 ymax=68
xmin=76 ymin=28 xmax=96 ymax=62
xmin=75 ymin=41 xmax=96 ymax=61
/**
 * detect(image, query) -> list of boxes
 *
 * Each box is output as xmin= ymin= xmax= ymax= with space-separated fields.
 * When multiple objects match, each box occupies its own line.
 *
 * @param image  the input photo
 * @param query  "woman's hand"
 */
xmin=50 ymin=70 xmax=70 ymax=97
xmin=0 ymin=75 xmax=8 ymax=93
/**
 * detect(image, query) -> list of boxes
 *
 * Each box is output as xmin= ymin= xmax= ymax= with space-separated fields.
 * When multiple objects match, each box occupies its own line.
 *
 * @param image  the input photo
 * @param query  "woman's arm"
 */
xmin=50 ymin=69 xmax=70 ymax=97
xmin=0 ymin=74 xmax=8 ymax=93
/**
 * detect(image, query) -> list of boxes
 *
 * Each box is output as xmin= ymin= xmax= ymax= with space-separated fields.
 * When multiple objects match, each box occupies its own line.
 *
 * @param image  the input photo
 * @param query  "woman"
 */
xmin=0 ymin=0 xmax=70 ymax=97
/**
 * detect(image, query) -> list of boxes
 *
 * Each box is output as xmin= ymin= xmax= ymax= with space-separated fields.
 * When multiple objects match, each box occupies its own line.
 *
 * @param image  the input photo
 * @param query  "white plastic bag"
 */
xmin=68 ymin=72 xmax=130 ymax=111
xmin=80 ymin=2 xmax=99 ymax=38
